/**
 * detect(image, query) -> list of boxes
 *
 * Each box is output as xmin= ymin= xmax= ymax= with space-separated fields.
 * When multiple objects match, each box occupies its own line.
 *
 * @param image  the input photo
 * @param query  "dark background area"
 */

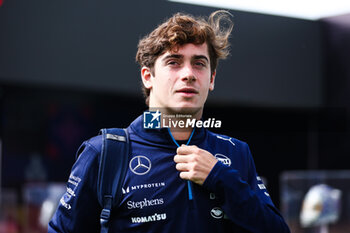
xmin=0 ymin=0 xmax=323 ymax=107
xmin=0 ymin=0 xmax=350 ymax=231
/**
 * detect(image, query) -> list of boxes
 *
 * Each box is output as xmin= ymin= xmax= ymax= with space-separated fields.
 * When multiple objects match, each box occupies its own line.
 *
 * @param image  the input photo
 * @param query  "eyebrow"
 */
xmin=162 ymin=54 xmax=183 ymax=61
xmin=193 ymin=55 xmax=209 ymax=62
xmin=162 ymin=54 xmax=209 ymax=62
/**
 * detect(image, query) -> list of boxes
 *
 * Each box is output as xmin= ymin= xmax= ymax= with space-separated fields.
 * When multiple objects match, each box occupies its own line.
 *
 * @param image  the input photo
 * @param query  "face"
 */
xmin=141 ymin=43 xmax=216 ymax=118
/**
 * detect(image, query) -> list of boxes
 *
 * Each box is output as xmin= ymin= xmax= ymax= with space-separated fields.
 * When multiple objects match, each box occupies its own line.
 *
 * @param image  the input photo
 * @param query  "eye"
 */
xmin=194 ymin=61 xmax=206 ymax=67
xmin=167 ymin=60 xmax=180 ymax=66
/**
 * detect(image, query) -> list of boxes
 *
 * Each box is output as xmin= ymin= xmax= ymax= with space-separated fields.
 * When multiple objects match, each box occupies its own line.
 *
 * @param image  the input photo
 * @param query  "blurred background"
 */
xmin=0 ymin=0 xmax=350 ymax=232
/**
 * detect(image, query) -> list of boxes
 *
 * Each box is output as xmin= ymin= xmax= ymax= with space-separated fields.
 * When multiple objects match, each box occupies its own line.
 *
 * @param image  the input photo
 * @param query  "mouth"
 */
xmin=176 ymin=87 xmax=199 ymax=97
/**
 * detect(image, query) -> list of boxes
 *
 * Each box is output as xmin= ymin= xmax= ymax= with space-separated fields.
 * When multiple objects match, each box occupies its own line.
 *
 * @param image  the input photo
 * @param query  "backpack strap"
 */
xmin=98 ymin=128 xmax=130 ymax=233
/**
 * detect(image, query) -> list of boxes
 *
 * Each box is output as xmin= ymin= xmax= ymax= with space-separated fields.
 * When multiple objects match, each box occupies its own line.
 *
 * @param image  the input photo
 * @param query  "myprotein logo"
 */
xmin=127 ymin=198 xmax=164 ymax=210
xmin=122 ymin=182 xmax=166 ymax=195
xmin=129 ymin=155 xmax=152 ymax=175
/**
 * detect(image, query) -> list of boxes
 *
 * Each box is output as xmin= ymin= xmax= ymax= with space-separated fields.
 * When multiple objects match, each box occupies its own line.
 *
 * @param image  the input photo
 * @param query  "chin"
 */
xmin=167 ymin=104 xmax=202 ymax=116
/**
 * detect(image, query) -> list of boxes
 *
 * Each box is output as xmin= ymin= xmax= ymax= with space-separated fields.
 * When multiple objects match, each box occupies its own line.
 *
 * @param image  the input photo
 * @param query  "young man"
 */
xmin=49 ymin=11 xmax=290 ymax=232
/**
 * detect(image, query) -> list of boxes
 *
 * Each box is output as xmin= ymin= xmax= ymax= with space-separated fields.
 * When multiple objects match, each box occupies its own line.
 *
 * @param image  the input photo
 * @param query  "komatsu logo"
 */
xmin=131 ymin=213 xmax=167 ymax=223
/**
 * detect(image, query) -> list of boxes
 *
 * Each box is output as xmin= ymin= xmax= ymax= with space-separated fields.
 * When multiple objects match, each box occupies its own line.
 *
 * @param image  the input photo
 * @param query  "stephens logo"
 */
xmin=127 ymin=198 xmax=164 ymax=210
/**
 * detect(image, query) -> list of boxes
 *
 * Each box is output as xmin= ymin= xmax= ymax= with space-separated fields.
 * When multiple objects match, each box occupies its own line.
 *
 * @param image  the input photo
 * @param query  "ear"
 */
xmin=209 ymin=70 xmax=216 ymax=91
xmin=141 ymin=66 xmax=153 ymax=90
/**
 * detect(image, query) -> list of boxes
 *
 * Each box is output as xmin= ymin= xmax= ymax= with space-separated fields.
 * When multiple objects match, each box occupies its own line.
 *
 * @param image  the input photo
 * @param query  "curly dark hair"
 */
xmin=136 ymin=10 xmax=233 ymax=105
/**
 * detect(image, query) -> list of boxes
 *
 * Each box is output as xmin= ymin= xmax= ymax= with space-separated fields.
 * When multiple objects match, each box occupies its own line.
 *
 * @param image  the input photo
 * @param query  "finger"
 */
xmin=179 ymin=171 xmax=190 ymax=181
xmin=175 ymin=163 xmax=189 ymax=171
xmin=174 ymin=154 xmax=191 ymax=163
xmin=176 ymin=145 xmax=199 ymax=155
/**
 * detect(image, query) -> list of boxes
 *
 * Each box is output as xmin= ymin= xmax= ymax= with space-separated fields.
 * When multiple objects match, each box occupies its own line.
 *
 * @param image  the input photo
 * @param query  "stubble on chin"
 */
xmin=164 ymin=106 xmax=202 ymax=118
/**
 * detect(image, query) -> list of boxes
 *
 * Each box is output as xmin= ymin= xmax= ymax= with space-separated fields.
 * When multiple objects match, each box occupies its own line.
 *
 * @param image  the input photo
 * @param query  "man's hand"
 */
xmin=173 ymin=145 xmax=218 ymax=185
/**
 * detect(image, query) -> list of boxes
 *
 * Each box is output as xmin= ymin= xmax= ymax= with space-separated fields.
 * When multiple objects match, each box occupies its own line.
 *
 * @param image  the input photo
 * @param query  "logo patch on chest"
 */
xmin=214 ymin=154 xmax=231 ymax=167
xmin=129 ymin=155 xmax=152 ymax=175
xmin=127 ymin=198 xmax=164 ymax=209
xmin=210 ymin=207 xmax=224 ymax=219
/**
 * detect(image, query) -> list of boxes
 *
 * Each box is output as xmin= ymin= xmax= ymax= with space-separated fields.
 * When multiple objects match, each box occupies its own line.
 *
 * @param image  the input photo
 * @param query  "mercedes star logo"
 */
xmin=129 ymin=155 xmax=152 ymax=175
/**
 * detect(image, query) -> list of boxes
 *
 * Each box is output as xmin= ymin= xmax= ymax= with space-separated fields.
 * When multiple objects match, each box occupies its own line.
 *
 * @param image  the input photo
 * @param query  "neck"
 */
xmin=169 ymin=127 xmax=194 ymax=141
xmin=166 ymin=108 xmax=202 ymax=141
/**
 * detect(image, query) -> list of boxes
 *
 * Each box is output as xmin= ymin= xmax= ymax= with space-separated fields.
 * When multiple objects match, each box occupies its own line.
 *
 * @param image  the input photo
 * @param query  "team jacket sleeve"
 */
xmin=203 ymin=143 xmax=290 ymax=233
xmin=48 ymin=139 xmax=101 ymax=233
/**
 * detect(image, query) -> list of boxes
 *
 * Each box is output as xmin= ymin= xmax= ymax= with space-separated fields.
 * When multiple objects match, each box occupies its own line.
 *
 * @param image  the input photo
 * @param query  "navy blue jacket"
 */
xmin=49 ymin=115 xmax=290 ymax=232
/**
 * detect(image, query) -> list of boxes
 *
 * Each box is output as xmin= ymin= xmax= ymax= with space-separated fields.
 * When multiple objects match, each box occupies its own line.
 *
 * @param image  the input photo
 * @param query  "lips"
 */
xmin=176 ymin=87 xmax=199 ymax=95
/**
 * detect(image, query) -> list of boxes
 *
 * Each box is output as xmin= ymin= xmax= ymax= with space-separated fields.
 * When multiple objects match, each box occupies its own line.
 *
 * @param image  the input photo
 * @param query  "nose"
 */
xmin=180 ymin=64 xmax=196 ymax=83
